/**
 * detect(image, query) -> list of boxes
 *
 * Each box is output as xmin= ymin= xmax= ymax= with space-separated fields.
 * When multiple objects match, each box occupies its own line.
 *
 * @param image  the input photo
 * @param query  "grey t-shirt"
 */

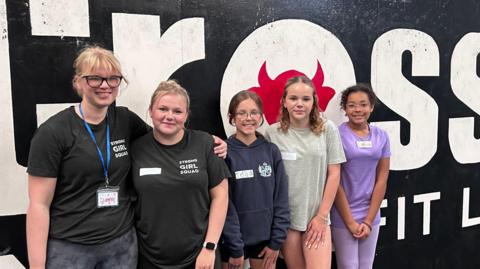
xmin=131 ymin=129 xmax=230 ymax=268
xmin=264 ymin=120 xmax=346 ymax=231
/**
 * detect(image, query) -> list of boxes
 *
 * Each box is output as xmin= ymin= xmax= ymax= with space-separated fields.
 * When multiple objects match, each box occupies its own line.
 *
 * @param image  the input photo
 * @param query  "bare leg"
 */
xmin=303 ymin=226 xmax=332 ymax=269
xmin=281 ymin=229 xmax=306 ymax=269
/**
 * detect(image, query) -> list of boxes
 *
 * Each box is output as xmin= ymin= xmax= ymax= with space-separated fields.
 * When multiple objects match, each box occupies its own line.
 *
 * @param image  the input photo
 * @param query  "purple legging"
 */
xmin=331 ymin=225 xmax=380 ymax=269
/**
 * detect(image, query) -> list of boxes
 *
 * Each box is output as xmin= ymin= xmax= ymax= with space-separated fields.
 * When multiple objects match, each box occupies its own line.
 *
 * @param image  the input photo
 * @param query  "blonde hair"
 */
xmin=72 ymin=46 xmax=126 ymax=94
xmin=279 ymin=76 xmax=325 ymax=135
xmin=149 ymin=80 xmax=190 ymax=112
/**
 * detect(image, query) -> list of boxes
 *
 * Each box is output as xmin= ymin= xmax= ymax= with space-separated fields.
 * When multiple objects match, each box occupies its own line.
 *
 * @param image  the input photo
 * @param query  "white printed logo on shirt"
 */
xmin=235 ymin=170 xmax=254 ymax=179
xmin=258 ymin=162 xmax=272 ymax=177
xmin=111 ymin=138 xmax=128 ymax=158
xmin=179 ymin=159 xmax=199 ymax=175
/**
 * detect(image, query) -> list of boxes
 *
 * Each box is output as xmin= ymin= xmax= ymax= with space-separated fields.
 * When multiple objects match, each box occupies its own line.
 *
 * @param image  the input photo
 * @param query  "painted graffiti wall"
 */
xmin=1 ymin=0 xmax=480 ymax=268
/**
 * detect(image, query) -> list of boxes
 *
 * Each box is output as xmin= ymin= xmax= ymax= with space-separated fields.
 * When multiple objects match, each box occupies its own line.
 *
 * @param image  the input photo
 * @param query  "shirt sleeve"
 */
xmin=325 ymin=120 xmax=346 ymax=164
xmin=127 ymin=109 xmax=152 ymax=140
xmin=268 ymin=144 xmax=290 ymax=250
xmin=381 ymin=129 xmax=392 ymax=158
xmin=27 ymin=123 xmax=63 ymax=178
xmin=205 ymin=134 xmax=231 ymax=189
xmin=263 ymin=126 xmax=272 ymax=141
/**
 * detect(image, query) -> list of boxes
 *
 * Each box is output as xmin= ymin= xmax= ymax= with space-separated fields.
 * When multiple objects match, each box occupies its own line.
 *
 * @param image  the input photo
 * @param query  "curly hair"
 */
xmin=279 ymin=76 xmax=325 ymax=135
xmin=340 ymin=83 xmax=377 ymax=110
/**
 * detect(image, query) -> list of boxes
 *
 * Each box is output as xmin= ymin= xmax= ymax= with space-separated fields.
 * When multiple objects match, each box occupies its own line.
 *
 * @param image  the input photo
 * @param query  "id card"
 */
xmin=356 ymin=140 xmax=373 ymax=148
xmin=235 ymin=169 xmax=254 ymax=179
xmin=97 ymin=186 xmax=120 ymax=208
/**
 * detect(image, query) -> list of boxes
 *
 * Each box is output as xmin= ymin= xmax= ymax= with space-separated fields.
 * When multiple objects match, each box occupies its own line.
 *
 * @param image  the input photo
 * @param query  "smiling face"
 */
xmin=73 ymin=47 xmax=123 ymax=111
xmin=74 ymin=66 xmax=120 ymax=109
xmin=283 ymin=82 xmax=315 ymax=128
xmin=149 ymin=93 xmax=189 ymax=141
xmin=344 ymin=91 xmax=374 ymax=127
xmin=232 ymin=98 xmax=262 ymax=141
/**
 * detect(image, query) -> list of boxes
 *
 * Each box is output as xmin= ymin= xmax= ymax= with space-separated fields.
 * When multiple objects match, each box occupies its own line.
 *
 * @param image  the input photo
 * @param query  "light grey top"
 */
xmin=264 ymin=120 xmax=346 ymax=231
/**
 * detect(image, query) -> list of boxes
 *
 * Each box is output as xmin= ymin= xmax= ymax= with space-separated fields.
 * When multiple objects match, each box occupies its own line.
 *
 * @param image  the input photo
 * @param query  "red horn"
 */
xmin=258 ymin=61 xmax=273 ymax=87
xmin=311 ymin=60 xmax=325 ymax=86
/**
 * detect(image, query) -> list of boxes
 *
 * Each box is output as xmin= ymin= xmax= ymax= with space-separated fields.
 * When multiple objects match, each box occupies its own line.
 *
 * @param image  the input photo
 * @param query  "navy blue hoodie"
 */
xmin=220 ymin=134 xmax=290 ymax=258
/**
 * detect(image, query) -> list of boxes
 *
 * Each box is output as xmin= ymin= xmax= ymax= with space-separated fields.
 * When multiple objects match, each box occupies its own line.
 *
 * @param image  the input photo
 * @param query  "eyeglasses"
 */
xmin=82 ymin=75 xmax=123 ymax=88
xmin=345 ymin=103 xmax=371 ymax=110
xmin=235 ymin=111 xmax=261 ymax=119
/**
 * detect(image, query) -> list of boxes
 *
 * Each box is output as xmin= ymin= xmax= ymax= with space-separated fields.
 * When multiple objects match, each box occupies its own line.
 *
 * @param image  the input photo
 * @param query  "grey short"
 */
xmin=46 ymin=227 xmax=137 ymax=269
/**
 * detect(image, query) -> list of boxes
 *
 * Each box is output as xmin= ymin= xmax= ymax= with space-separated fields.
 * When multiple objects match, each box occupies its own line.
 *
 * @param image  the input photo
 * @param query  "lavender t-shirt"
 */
xmin=330 ymin=122 xmax=391 ymax=228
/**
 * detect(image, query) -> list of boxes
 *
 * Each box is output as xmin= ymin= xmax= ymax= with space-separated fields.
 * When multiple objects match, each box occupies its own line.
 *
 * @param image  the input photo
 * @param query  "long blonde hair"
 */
xmin=279 ymin=76 xmax=325 ymax=135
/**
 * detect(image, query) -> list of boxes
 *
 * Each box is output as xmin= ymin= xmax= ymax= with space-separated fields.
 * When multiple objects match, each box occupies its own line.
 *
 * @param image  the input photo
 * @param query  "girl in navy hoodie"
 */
xmin=220 ymin=91 xmax=290 ymax=269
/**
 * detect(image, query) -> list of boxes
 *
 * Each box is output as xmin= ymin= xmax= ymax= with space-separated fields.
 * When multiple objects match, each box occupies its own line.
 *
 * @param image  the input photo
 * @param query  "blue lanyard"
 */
xmin=79 ymin=104 xmax=111 ymax=186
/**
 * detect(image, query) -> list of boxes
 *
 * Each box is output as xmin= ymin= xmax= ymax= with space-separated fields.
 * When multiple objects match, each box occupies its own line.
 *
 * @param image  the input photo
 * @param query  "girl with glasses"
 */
xmin=220 ymin=91 xmax=290 ymax=269
xmin=330 ymin=84 xmax=390 ymax=269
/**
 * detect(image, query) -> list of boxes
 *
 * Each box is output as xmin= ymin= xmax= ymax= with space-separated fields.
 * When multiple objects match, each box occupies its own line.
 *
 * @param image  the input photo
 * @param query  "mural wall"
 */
xmin=1 ymin=0 xmax=480 ymax=268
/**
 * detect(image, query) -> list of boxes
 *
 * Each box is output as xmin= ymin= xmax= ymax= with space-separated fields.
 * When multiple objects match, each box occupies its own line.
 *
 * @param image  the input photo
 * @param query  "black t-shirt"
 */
xmin=27 ymin=105 xmax=150 ymax=244
xmin=131 ymin=129 xmax=230 ymax=268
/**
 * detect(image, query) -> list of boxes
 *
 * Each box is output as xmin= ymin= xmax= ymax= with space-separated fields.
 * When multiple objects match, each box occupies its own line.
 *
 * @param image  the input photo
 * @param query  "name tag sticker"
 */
xmin=235 ymin=169 xmax=254 ymax=179
xmin=139 ymin=167 xmax=162 ymax=176
xmin=97 ymin=186 xmax=119 ymax=208
xmin=356 ymin=141 xmax=373 ymax=148
xmin=281 ymin=152 xmax=297 ymax=160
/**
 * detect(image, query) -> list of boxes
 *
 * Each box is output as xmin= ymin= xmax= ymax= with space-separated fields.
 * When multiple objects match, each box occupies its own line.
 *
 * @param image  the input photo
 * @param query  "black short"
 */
xmin=220 ymin=241 xmax=269 ymax=262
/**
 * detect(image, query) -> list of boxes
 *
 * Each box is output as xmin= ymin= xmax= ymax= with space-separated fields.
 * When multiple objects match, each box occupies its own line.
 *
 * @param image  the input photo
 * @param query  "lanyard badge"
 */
xmin=97 ymin=186 xmax=119 ymax=208
xmin=79 ymin=104 xmax=119 ymax=208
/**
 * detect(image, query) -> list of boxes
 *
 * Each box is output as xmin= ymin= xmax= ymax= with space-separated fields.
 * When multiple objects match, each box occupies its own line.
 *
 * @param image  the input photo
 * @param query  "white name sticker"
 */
xmin=281 ymin=152 xmax=297 ymax=160
xmin=139 ymin=167 xmax=162 ymax=176
xmin=235 ymin=169 xmax=254 ymax=179
xmin=97 ymin=187 xmax=119 ymax=208
xmin=356 ymin=141 xmax=373 ymax=148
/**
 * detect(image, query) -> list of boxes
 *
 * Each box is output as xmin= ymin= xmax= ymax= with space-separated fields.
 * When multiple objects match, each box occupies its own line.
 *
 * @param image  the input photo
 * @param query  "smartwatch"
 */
xmin=203 ymin=241 xmax=217 ymax=250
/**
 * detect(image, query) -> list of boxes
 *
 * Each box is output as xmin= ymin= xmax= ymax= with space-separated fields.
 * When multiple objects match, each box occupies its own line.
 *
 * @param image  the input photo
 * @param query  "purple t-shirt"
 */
xmin=330 ymin=122 xmax=391 ymax=228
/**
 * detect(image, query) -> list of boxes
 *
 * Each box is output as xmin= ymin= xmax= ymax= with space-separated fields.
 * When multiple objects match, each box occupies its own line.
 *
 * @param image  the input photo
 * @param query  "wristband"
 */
xmin=362 ymin=221 xmax=372 ymax=231
xmin=317 ymin=214 xmax=329 ymax=224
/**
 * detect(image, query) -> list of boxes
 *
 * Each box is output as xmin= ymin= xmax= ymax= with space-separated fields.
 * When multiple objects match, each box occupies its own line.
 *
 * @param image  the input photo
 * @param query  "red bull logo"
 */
xmin=247 ymin=61 xmax=336 ymax=124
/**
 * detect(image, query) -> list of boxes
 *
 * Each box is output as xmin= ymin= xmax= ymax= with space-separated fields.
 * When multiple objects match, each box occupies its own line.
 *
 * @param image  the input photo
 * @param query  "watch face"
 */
xmin=205 ymin=242 xmax=216 ymax=250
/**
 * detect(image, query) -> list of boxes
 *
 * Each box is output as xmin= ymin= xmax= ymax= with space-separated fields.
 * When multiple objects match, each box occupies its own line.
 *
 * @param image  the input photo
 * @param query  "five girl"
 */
xmin=27 ymin=44 xmax=390 ymax=269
